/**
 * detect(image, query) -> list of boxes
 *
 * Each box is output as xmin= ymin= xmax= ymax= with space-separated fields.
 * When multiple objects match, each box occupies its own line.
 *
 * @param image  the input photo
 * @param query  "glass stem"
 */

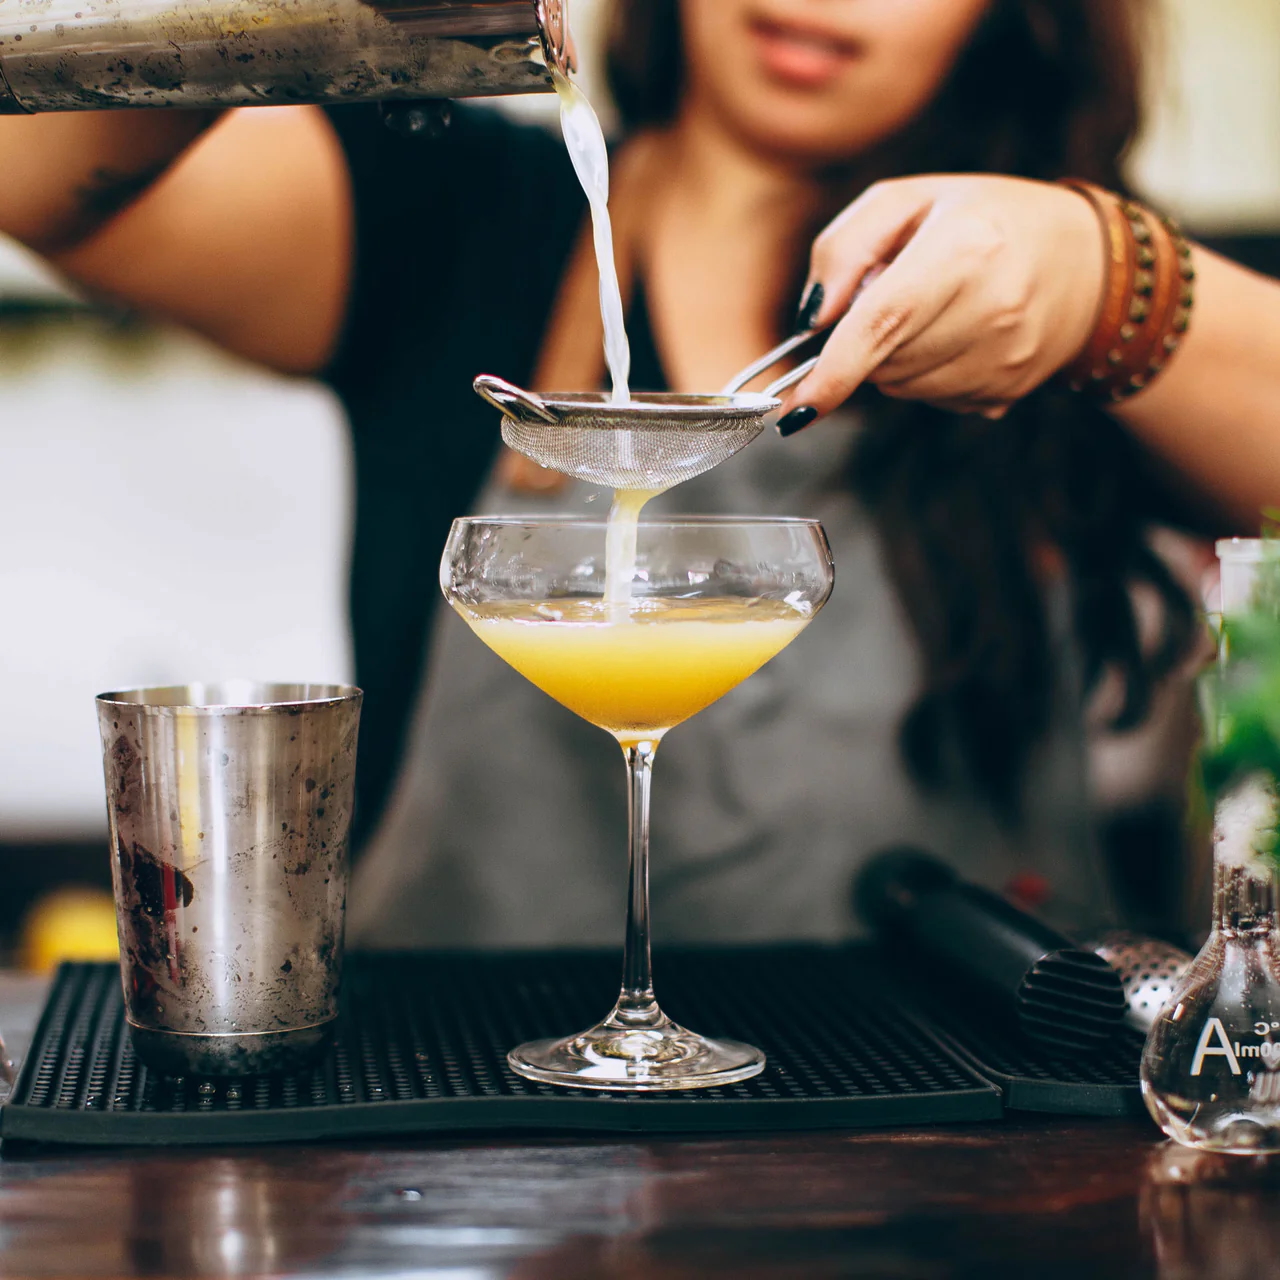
xmin=612 ymin=739 xmax=663 ymax=1028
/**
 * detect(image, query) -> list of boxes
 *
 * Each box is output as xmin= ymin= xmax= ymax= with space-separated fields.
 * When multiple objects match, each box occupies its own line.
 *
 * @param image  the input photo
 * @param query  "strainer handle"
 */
xmin=721 ymin=328 xmax=826 ymax=395
xmin=764 ymin=354 xmax=820 ymax=400
xmin=473 ymin=375 xmax=560 ymax=426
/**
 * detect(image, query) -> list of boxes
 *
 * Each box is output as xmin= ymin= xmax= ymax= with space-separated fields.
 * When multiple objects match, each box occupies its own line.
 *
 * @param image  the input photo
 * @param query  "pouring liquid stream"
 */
xmin=554 ymin=71 xmax=631 ymax=407
xmin=554 ymin=71 xmax=656 ymax=613
xmin=603 ymin=487 xmax=658 ymax=610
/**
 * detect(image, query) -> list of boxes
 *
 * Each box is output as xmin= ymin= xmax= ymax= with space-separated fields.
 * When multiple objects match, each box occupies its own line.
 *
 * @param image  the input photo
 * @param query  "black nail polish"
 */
xmin=794 ymin=282 xmax=824 ymax=333
xmin=777 ymin=406 xmax=818 ymax=438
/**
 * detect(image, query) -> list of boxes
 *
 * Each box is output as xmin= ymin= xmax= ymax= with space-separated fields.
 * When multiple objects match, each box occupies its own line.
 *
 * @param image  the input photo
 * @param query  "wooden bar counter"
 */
xmin=1 ymin=977 xmax=1277 ymax=1278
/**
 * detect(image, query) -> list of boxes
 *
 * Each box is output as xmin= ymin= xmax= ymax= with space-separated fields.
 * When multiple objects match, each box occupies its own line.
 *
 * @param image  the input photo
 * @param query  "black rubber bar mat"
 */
xmin=0 ymin=949 xmax=1001 ymax=1145
xmin=929 ymin=1011 xmax=1146 ymax=1117
xmin=880 ymin=957 xmax=1147 ymax=1118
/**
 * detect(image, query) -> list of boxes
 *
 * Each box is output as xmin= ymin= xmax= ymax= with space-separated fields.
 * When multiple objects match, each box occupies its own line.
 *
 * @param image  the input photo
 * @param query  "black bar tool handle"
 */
xmin=856 ymin=848 xmax=1128 ymax=1052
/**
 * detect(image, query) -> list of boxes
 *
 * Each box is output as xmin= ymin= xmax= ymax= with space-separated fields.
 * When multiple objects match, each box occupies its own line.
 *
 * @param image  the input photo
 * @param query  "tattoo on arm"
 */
xmin=74 ymin=161 xmax=171 ymax=226
xmin=41 ymin=159 xmax=173 ymax=251
xmin=28 ymin=112 xmax=218 ymax=255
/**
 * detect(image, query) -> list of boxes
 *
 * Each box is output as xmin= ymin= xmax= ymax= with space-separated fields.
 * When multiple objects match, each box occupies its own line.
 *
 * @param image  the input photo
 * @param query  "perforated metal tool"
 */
xmin=474 ymin=329 xmax=823 ymax=490
xmin=1088 ymin=931 xmax=1193 ymax=1033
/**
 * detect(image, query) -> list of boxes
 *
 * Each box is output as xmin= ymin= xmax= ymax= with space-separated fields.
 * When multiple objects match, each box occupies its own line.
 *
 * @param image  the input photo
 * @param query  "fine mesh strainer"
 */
xmin=474 ymin=329 xmax=823 ymax=490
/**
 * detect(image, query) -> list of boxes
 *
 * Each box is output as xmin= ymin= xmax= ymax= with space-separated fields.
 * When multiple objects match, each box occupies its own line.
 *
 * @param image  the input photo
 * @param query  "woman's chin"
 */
xmin=723 ymin=99 xmax=883 ymax=167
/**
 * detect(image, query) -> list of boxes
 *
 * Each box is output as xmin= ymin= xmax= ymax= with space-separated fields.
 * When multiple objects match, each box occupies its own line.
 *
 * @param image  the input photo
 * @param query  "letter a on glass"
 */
xmin=1190 ymin=1017 xmax=1242 ymax=1076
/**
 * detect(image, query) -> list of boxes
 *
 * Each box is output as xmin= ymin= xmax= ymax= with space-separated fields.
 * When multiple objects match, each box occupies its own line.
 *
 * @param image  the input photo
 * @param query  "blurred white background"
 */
xmin=1133 ymin=0 xmax=1280 ymax=231
xmin=0 ymin=250 xmax=352 ymax=836
xmin=0 ymin=0 xmax=1276 ymax=840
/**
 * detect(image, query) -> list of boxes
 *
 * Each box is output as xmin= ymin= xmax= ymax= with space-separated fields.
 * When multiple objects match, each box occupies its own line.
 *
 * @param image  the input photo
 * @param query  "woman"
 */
xmin=2 ymin=0 xmax=1278 ymax=943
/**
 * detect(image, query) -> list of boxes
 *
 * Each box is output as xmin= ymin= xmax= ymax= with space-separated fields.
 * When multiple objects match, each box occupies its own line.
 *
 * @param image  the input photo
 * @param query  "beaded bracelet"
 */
xmin=1059 ymin=180 xmax=1194 ymax=401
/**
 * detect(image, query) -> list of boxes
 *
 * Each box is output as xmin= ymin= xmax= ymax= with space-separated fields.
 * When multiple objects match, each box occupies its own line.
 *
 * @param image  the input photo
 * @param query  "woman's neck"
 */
xmin=628 ymin=99 xmax=825 ymax=391
xmin=658 ymin=97 xmax=823 ymax=238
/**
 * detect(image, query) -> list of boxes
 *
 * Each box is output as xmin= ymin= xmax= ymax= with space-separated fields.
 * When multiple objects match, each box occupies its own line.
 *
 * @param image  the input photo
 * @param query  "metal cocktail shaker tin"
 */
xmin=97 ymin=682 xmax=361 ymax=1076
xmin=0 ymin=0 xmax=571 ymax=114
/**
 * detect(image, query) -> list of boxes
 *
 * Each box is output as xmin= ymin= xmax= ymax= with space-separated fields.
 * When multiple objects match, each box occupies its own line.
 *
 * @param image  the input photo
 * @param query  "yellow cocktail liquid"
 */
xmin=456 ymin=596 xmax=809 ymax=744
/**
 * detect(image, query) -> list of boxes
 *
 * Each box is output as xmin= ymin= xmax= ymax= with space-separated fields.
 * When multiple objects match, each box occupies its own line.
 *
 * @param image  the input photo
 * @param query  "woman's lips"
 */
xmin=748 ymin=16 xmax=860 ymax=89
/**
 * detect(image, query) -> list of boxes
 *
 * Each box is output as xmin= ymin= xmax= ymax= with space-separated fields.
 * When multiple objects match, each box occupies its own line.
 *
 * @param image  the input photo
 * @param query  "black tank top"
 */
xmin=323 ymin=105 xmax=674 ymax=846
xmin=323 ymin=105 xmax=584 ymax=845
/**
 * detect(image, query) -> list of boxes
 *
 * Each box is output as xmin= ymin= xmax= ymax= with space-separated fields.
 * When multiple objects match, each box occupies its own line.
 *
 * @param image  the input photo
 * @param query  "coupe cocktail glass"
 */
xmin=441 ymin=515 xmax=834 ymax=1090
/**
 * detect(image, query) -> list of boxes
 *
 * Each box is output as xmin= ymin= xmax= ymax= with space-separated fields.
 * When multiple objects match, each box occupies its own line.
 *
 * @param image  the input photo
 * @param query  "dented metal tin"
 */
xmin=97 ymin=682 xmax=362 ymax=1076
xmin=0 ymin=0 xmax=568 ymax=112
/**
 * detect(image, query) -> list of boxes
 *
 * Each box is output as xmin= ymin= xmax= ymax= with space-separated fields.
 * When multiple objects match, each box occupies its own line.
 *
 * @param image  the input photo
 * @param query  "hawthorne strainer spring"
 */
xmin=474 ymin=329 xmax=823 ymax=491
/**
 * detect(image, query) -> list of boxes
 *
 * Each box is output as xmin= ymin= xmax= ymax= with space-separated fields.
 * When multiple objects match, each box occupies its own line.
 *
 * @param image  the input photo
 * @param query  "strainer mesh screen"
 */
xmin=501 ymin=412 xmax=768 ymax=490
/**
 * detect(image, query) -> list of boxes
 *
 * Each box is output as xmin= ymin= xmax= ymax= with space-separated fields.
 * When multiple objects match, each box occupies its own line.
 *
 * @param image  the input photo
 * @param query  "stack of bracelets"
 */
xmin=1058 ymin=178 xmax=1195 ymax=401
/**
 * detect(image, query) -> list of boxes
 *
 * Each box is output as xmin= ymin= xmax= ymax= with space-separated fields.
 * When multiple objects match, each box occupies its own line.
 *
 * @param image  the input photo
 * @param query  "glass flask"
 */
xmin=1141 ymin=539 xmax=1280 ymax=1152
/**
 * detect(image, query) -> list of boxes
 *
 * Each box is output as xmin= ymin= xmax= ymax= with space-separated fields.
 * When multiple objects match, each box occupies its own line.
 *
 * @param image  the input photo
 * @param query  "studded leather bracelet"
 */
xmin=1059 ymin=180 xmax=1195 ymax=401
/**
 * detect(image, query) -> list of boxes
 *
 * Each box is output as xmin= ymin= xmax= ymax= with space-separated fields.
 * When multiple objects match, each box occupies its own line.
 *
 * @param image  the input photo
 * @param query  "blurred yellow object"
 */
xmin=20 ymin=887 xmax=119 ymax=973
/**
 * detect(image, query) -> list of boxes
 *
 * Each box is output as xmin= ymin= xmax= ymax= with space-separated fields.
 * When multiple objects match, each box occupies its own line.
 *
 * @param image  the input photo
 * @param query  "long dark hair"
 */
xmin=607 ymin=0 xmax=1199 ymax=816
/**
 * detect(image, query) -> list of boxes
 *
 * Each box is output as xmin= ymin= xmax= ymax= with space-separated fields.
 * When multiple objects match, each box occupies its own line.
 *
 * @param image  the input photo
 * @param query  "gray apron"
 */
xmin=350 ymin=414 xmax=1114 ymax=947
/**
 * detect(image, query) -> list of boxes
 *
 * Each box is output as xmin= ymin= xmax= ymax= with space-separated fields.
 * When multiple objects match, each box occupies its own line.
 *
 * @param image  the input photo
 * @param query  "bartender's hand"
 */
xmin=778 ymin=175 xmax=1104 ymax=430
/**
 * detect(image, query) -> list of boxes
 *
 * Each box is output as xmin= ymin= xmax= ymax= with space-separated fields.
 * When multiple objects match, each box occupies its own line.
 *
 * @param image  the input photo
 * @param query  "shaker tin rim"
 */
xmin=95 ymin=682 xmax=362 ymax=713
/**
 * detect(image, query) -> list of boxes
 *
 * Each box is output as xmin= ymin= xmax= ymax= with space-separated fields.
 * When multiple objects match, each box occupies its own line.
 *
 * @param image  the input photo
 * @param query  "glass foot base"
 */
xmin=509 ymin=1008 xmax=765 ymax=1092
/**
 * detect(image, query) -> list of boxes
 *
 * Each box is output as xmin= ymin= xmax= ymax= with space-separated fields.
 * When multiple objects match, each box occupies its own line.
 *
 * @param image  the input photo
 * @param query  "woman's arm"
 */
xmin=0 ymin=111 xmax=217 ymax=252
xmin=785 ymin=175 xmax=1280 ymax=529
xmin=0 ymin=106 xmax=350 ymax=374
xmin=1110 ymin=248 xmax=1280 ymax=528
